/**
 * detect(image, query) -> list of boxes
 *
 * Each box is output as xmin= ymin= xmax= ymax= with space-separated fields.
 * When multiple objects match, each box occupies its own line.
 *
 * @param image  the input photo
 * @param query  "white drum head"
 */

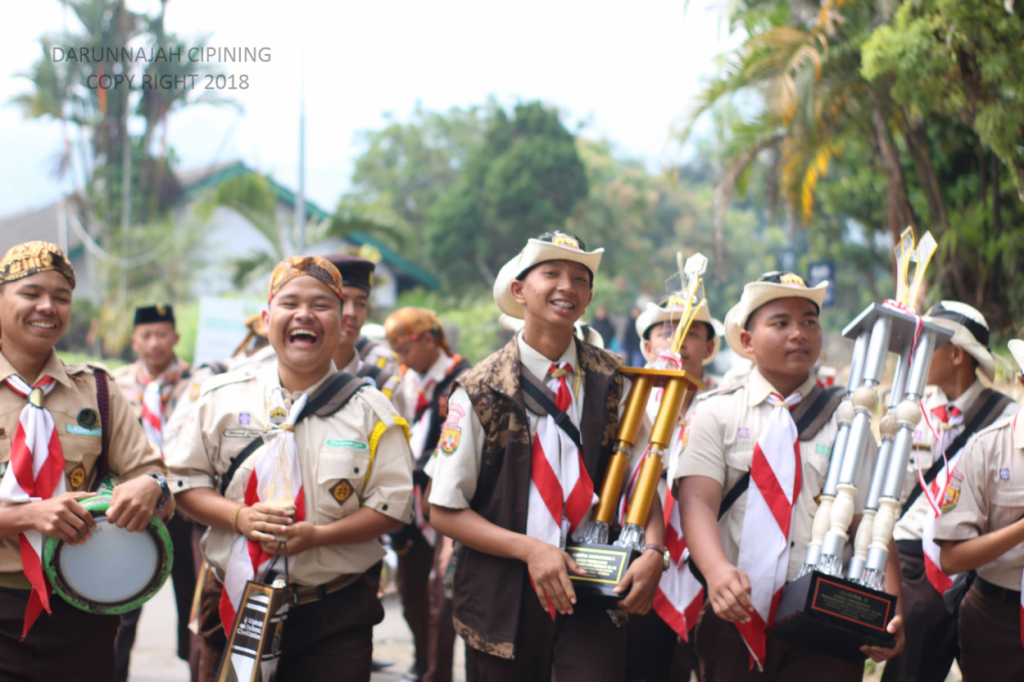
xmin=58 ymin=515 xmax=160 ymax=604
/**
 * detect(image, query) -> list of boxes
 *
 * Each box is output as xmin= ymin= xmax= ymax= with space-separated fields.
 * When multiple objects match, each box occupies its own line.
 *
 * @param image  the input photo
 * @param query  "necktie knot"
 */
xmin=766 ymin=392 xmax=802 ymax=410
xmin=548 ymin=363 xmax=572 ymax=380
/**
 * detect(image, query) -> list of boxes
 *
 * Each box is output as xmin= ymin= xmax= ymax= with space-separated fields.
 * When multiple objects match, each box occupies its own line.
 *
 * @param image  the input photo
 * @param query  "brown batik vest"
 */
xmin=449 ymin=336 xmax=623 ymax=659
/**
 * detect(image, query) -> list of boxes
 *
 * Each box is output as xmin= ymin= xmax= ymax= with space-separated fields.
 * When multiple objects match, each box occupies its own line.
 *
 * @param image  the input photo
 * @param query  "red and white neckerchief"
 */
xmin=653 ymin=473 xmax=705 ymax=642
xmin=0 ymin=376 xmax=67 ymax=638
xmin=526 ymin=362 xmax=596 ymax=549
xmin=219 ymin=390 xmax=307 ymax=634
xmin=921 ymin=404 xmax=964 ymax=595
xmin=135 ymin=359 xmax=185 ymax=455
xmin=735 ymin=391 xmax=802 ymax=670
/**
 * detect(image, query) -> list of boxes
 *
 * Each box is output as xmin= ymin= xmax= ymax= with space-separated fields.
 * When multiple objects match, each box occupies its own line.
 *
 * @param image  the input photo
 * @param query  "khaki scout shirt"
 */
xmin=0 ymin=350 xmax=166 ymax=572
xmin=933 ymin=414 xmax=1024 ymax=591
xmin=894 ymin=381 xmax=1019 ymax=542
xmin=162 ymin=346 xmax=278 ymax=456
xmin=401 ymin=350 xmax=455 ymax=460
xmin=111 ymin=359 xmax=192 ymax=423
xmin=166 ymin=360 xmax=414 ymax=587
xmin=341 ymin=343 xmax=408 ymax=418
xmin=674 ymin=368 xmax=877 ymax=582
xmin=428 ymin=332 xmax=651 ymax=529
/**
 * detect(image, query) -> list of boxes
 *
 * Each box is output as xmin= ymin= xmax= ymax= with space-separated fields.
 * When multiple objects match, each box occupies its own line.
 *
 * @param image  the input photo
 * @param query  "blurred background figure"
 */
xmin=590 ymin=306 xmax=617 ymax=349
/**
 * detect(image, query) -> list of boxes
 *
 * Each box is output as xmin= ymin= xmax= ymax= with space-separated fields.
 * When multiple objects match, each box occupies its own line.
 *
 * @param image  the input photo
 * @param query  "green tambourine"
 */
xmin=43 ymin=496 xmax=173 ymax=615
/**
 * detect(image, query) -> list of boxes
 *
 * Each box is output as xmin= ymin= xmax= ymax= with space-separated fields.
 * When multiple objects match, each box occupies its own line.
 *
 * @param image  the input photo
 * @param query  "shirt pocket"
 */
xmin=990 ymin=488 xmax=1024 ymax=530
xmin=58 ymin=428 xmax=104 ymax=491
xmin=315 ymin=447 xmax=372 ymax=522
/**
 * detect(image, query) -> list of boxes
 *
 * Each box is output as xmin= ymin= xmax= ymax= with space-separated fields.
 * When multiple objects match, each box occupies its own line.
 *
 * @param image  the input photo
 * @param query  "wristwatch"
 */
xmin=644 ymin=543 xmax=670 ymax=572
xmin=148 ymin=473 xmax=171 ymax=511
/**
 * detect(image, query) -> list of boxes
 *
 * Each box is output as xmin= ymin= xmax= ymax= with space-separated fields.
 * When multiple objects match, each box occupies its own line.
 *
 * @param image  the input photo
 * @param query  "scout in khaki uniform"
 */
xmin=932 ymin=339 xmax=1024 ymax=681
xmin=675 ymin=271 xmax=902 ymax=681
xmin=111 ymin=303 xmax=198 ymax=682
xmin=386 ymin=307 xmax=472 ymax=682
xmin=626 ymin=296 xmax=722 ymax=682
xmin=167 ymin=255 xmax=414 ymax=682
xmin=429 ymin=232 xmax=666 ymax=682
xmin=0 ymin=241 xmax=171 ymax=682
xmin=325 ymin=253 xmax=406 ymax=413
xmin=883 ymin=302 xmax=1018 ymax=682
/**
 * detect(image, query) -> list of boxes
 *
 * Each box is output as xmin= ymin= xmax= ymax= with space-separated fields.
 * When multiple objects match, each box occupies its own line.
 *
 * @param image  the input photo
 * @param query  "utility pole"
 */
xmin=295 ymin=1 xmax=306 ymax=254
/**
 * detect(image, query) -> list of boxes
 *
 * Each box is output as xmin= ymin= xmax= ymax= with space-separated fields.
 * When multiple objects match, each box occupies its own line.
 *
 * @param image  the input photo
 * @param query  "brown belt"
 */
xmin=291 ymin=573 xmax=360 ymax=606
xmin=0 ymin=571 xmax=32 ymax=591
xmin=975 ymin=576 xmax=1021 ymax=604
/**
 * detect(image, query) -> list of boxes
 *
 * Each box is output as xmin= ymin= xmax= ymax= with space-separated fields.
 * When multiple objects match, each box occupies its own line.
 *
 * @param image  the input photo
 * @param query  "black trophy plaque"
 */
xmin=563 ymin=542 xmax=639 ymax=608
xmin=766 ymin=570 xmax=897 ymax=663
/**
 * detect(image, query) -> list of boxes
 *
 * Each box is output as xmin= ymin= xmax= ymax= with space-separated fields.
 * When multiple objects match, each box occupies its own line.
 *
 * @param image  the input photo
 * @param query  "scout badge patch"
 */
xmin=438 ymin=404 xmax=465 ymax=456
xmin=940 ymin=470 xmax=964 ymax=512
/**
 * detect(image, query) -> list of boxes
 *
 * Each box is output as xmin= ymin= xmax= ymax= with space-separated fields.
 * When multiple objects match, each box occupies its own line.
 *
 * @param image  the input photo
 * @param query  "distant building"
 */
xmin=0 ymin=160 xmax=438 ymax=309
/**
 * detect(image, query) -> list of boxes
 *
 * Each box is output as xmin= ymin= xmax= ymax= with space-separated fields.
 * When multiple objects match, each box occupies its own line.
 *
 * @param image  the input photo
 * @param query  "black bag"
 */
xmin=943 ymin=570 xmax=976 ymax=617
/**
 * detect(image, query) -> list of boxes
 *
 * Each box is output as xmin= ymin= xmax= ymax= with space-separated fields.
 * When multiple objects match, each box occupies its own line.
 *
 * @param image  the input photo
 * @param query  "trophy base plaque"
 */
xmin=564 ymin=543 xmax=639 ymax=608
xmin=766 ymin=570 xmax=897 ymax=663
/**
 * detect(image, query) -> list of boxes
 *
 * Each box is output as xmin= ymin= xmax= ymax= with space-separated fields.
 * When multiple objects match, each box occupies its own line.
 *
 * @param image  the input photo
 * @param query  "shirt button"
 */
xmin=354 ymin=467 xmax=360 ymax=474
xmin=381 ymin=504 xmax=388 ymax=511
xmin=791 ymin=541 xmax=795 ymax=548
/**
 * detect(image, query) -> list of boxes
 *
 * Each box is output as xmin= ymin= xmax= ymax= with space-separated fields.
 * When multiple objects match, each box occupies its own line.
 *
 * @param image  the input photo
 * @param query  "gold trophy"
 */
xmin=567 ymin=254 xmax=707 ymax=606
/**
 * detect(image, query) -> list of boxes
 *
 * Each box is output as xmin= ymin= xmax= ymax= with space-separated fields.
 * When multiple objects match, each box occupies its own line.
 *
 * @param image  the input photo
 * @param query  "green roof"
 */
xmin=181 ymin=161 xmax=440 ymax=290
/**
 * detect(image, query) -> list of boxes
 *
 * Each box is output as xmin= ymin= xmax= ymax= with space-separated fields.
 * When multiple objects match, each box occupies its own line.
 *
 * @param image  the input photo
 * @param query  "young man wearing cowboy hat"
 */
xmin=931 ymin=338 xmax=1024 ymax=680
xmin=626 ymin=296 xmax=723 ymax=682
xmin=427 ymin=232 xmax=666 ymax=682
xmin=0 ymin=241 xmax=171 ymax=682
xmin=882 ymin=302 xmax=1019 ymax=682
xmin=167 ymin=255 xmax=414 ymax=682
xmin=675 ymin=271 xmax=903 ymax=680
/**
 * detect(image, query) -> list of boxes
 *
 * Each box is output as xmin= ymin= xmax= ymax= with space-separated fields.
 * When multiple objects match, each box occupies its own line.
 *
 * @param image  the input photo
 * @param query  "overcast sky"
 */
xmin=0 ymin=0 xmax=737 ymax=217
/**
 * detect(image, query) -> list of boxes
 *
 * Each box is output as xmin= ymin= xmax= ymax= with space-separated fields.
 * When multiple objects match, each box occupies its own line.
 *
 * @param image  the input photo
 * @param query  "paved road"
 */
xmin=128 ymin=583 xmax=464 ymax=682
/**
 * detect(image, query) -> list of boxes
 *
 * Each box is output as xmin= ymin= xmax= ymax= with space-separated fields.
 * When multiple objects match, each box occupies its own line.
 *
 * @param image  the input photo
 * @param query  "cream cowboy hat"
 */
xmin=925 ymin=301 xmax=996 ymax=381
xmin=1008 ymin=339 xmax=1024 ymax=375
xmin=723 ymin=272 xmax=829 ymax=361
xmin=493 ymin=232 xmax=604 ymax=319
xmin=635 ymin=299 xmax=723 ymax=365
xmin=498 ymin=313 xmax=605 ymax=349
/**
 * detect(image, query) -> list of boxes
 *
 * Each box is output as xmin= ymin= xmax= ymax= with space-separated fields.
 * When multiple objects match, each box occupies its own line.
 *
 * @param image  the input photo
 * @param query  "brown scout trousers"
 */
xmin=625 ymin=609 xmax=696 ymax=682
xmin=957 ymin=581 xmax=1024 ymax=681
xmin=0 ymin=585 xmax=120 ymax=682
xmin=692 ymin=603 xmax=863 ymax=682
xmin=197 ymin=572 xmax=384 ymax=682
xmin=396 ymin=524 xmax=434 ymax=676
xmin=424 ymin=535 xmax=457 ymax=682
xmin=880 ymin=544 xmax=958 ymax=682
xmin=469 ymin=577 xmax=628 ymax=682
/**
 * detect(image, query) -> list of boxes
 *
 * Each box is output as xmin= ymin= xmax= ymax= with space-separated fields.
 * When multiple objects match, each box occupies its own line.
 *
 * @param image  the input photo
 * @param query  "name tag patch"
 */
xmin=223 ymin=428 xmax=270 ymax=439
xmin=325 ymin=439 xmax=367 ymax=450
xmin=815 ymin=443 xmax=832 ymax=457
xmin=66 ymin=424 xmax=101 ymax=437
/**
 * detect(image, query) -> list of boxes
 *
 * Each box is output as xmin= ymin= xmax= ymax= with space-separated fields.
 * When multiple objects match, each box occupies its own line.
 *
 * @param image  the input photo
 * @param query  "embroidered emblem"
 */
xmin=815 ymin=443 xmax=832 ymax=457
xmin=439 ymin=404 xmax=465 ymax=456
xmin=239 ymin=413 xmax=251 ymax=425
xmin=66 ymin=424 xmax=102 ymax=437
xmin=77 ymin=408 xmax=99 ymax=428
xmin=780 ymin=273 xmax=806 ymax=286
xmin=68 ymin=464 xmax=86 ymax=490
xmin=267 ymin=388 xmax=289 ymax=426
xmin=551 ymin=234 xmax=581 ymax=250
xmin=189 ymin=384 xmax=201 ymax=402
xmin=737 ymin=427 xmax=750 ymax=439
xmin=331 ymin=480 xmax=353 ymax=505
xmin=326 ymin=439 xmax=368 ymax=449
xmin=1000 ymin=468 xmax=1011 ymax=480
xmin=940 ymin=471 xmax=964 ymax=512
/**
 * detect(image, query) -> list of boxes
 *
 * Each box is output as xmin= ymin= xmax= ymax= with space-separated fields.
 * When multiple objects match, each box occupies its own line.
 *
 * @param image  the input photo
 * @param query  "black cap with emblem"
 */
xmin=324 ymin=254 xmax=375 ymax=292
xmin=134 ymin=304 xmax=175 ymax=327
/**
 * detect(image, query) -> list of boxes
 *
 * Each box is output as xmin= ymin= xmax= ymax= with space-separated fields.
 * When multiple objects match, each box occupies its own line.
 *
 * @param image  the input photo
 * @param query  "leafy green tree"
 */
xmin=426 ymin=102 xmax=589 ymax=290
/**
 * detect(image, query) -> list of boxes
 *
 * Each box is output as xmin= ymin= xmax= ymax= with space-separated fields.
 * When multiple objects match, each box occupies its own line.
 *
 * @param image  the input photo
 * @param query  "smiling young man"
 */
xmin=675 ymin=272 xmax=902 ymax=680
xmin=0 ymin=241 xmax=171 ymax=682
xmin=428 ymin=232 xmax=665 ymax=682
xmin=167 ymin=255 xmax=414 ymax=682
xmin=386 ymin=307 xmax=472 ymax=682
xmin=111 ymin=304 xmax=197 ymax=682
xmin=626 ymin=296 xmax=723 ymax=682
xmin=325 ymin=254 xmax=406 ymax=414
xmin=883 ymin=302 xmax=1018 ymax=682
